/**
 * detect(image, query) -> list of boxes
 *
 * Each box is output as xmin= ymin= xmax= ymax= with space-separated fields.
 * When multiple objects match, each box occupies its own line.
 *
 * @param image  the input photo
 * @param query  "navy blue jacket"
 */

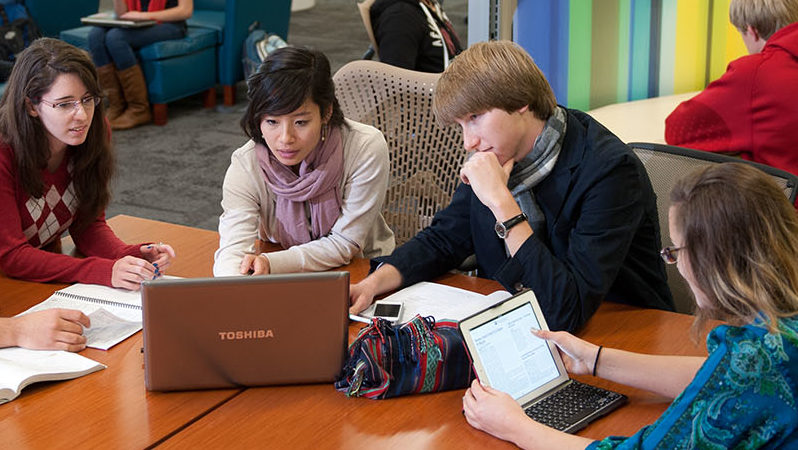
xmin=374 ymin=109 xmax=674 ymax=332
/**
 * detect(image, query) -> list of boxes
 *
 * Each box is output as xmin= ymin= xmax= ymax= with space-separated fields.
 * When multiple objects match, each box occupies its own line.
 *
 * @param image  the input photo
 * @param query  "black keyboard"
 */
xmin=523 ymin=380 xmax=626 ymax=433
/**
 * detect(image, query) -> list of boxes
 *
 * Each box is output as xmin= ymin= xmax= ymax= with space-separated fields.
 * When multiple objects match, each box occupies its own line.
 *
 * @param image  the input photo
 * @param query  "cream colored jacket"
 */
xmin=213 ymin=119 xmax=395 ymax=276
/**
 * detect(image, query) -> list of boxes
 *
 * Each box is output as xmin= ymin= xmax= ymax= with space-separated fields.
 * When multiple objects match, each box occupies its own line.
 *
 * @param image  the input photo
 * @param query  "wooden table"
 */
xmin=0 ymin=216 xmax=239 ymax=449
xmin=0 ymin=215 xmax=708 ymax=448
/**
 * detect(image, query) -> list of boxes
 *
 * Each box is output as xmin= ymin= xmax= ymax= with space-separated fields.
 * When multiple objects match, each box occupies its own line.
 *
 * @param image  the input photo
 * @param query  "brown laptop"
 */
xmin=141 ymin=272 xmax=349 ymax=391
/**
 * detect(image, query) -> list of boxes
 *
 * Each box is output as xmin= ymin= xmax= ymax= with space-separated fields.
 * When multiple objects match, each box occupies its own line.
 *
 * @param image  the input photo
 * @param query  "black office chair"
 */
xmin=629 ymin=142 xmax=798 ymax=313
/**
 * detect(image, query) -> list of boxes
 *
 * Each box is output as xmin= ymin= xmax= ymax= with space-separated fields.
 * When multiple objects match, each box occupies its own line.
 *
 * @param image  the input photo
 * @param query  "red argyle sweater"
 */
xmin=0 ymin=143 xmax=142 ymax=286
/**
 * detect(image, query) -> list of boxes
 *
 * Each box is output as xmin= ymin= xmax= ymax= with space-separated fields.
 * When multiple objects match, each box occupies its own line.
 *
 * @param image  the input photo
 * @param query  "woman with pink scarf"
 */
xmin=213 ymin=47 xmax=395 ymax=276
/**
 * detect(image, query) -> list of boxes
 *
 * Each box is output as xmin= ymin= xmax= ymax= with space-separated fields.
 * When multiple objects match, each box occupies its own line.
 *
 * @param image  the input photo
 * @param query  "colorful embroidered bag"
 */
xmin=334 ymin=315 xmax=474 ymax=399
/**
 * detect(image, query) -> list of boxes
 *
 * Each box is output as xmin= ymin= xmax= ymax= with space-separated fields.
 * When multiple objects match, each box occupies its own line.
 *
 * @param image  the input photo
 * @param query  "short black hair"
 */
xmin=240 ymin=46 xmax=345 ymax=146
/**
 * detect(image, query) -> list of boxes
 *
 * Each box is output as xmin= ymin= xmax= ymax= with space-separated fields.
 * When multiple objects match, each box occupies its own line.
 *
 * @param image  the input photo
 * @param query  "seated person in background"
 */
xmin=665 ymin=0 xmax=798 ymax=176
xmin=350 ymin=41 xmax=674 ymax=332
xmin=88 ymin=0 xmax=193 ymax=130
xmin=0 ymin=38 xmax=175 ymax=291
xmin=213 ymin=47 xmax=395 ymax=276
xmin=0 ymin=309 xmax=90 ymax=352
xmin=371 ymin=0 xmax=463 ymax=72
xmin=463 ymin=163 xmax=798 ymax=448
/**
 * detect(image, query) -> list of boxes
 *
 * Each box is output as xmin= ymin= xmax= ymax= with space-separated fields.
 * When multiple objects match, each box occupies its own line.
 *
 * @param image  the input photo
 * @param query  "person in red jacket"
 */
xmin=665 ymin=0 xmax=798 ymax=176
xmin=0 ymin=38 xmax=175 ymax=294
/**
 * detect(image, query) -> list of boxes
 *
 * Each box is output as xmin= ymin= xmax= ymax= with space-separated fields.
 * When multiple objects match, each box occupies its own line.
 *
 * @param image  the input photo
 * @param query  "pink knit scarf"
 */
xmin=256 ymin=126 xmax=344 ymax=249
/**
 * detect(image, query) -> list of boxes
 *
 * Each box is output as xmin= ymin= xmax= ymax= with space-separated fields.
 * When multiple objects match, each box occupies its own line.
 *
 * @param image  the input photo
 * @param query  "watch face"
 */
xmin=494 ymin=221 xmax=507 ymax=239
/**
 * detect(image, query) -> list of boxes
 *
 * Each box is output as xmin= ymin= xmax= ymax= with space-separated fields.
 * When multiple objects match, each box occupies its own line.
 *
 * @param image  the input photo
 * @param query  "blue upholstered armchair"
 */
xmin=60 ymin=24 xmax=218 ymax=126
xmin=58 ymin=0 xmax=291 ymax=124
xmin=189 ymin=0 xmax=291 ymax=106
xmin=25 ymin=0 xmax=96 ymax=37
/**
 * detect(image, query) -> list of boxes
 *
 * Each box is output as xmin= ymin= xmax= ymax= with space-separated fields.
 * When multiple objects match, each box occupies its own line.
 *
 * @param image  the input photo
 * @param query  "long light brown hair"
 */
xmin=670 ymin=163 xmax=798 ymax=333
xmin=0 ymin=38 xmax=113 ymax=232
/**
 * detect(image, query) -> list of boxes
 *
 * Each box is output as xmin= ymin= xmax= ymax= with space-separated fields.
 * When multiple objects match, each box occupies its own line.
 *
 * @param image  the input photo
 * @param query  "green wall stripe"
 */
xmin=568 ymin=0 xmax=593 ymax=110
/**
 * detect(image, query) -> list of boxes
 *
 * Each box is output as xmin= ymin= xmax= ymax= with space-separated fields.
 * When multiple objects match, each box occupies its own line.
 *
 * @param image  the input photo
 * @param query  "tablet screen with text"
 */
xmin=468 ymin=302 xmax=559 ymax=400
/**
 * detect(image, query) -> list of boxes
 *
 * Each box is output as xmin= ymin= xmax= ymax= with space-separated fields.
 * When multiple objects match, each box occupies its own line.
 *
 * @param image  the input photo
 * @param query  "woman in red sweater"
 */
xmin=0 ymin=38 xmax=176 ymax=350
xmin=0 ymin=39 xmax=175 ymax=350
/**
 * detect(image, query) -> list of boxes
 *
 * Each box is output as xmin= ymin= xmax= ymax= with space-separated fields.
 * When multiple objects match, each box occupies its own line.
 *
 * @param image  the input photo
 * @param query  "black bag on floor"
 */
xmin=0 ymin=1 xmax=42 ymax=82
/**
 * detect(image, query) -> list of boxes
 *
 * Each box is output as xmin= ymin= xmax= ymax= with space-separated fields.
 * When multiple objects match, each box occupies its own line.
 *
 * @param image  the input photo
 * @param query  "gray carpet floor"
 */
xmin=106 ymin=0 xmax=468 ymax=231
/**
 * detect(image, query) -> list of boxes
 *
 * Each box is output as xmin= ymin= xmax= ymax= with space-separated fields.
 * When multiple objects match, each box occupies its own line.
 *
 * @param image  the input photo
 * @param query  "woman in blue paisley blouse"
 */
xmin=461 ymin=162 xmax=798 ymax=449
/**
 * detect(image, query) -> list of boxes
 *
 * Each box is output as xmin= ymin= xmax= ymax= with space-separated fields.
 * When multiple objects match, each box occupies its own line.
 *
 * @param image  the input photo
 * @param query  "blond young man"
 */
xmin=350 ymin=41 xmax=674 ymax=332
xmin=666 ymin=0 xmax=798 ymax=176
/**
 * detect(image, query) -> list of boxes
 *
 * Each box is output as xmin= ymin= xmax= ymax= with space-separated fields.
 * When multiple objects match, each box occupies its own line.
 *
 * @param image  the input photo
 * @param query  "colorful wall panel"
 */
xmin=515 ymin=0 xmax=747 ymax=110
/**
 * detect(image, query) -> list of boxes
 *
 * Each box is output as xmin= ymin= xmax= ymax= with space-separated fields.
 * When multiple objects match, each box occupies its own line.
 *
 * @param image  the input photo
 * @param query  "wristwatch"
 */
xmin=494 ymin=212 xmax=528 ymax=239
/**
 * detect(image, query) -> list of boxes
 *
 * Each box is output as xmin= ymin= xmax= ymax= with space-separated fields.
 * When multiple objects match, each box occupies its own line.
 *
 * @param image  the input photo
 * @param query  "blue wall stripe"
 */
xmin=516 ymin=0 xmax=569 ymax=105
xmin=629 ymin=0 xmax=651 ymax=100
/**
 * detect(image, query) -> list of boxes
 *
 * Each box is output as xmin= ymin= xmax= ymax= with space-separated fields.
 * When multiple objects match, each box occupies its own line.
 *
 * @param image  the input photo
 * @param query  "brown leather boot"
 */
xmin=110 ymin=64 xmax=152 ymax=130
xmin=96 ymin=64 xmax=125 ymax=120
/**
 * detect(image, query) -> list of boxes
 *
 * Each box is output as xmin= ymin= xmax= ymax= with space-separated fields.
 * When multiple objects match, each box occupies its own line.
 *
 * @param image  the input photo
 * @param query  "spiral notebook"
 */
xmin=19 ymin=283 xmax=144 ymax=350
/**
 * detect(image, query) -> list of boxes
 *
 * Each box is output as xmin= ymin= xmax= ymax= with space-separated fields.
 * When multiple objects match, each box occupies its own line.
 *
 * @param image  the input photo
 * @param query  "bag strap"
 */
xmin=0 ymin=4 xmax=9 ymax=25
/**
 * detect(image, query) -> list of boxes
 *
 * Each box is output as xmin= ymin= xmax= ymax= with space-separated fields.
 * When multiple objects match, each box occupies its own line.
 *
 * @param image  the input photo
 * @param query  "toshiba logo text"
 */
xmin=218 ymin=330 xmax=274 ymax=340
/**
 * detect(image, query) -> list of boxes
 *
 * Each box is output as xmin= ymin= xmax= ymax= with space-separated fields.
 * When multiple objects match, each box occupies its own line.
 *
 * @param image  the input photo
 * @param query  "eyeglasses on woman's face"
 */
xmin=36 ymin=95 xmax=100 ymax=114
xmin=660 ymin=246 xmax=684 ymax=265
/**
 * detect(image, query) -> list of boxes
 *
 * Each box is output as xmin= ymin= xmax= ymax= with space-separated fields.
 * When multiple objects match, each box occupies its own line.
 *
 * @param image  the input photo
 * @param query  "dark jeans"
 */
xmin=88 ymin=23 xmax=186 ymax=70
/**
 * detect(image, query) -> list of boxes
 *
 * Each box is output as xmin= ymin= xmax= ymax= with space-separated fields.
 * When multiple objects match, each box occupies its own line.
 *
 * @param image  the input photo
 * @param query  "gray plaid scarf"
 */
xmin=506 ymin=106 xmax=567 ymax=243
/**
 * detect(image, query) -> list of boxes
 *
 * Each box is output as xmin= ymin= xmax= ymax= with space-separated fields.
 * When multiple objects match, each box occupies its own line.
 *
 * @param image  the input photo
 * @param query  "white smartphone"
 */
xmin=372 ymin=300 xmax=403 ymax=323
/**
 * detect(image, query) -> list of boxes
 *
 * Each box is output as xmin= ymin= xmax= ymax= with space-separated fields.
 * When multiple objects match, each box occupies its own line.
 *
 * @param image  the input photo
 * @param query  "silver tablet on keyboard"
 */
xmin=459 ymin=290 xmax=627 ymax=433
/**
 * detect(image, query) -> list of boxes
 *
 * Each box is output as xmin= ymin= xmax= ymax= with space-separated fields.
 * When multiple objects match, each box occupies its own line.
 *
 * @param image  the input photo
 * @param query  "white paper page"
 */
xmin=18 ymin=283 xmax=144 ymax=349
xmin=17 ymin=277 xmax=180 ymax=350
xmin=21 ymin=295 xmax=142 ymax=323
xmin=0 ymin=347 xmax=105 ymax=404
xmin=358 ymin=282 xmax=512 ymax=323
xmin=83 ymin=309 xmax=142 ymax=350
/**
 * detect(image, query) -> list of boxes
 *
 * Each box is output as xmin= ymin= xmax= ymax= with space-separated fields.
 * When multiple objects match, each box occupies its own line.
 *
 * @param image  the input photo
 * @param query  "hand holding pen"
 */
xmin=140 ymin=242 xmax=176 ymax=274
xmin=110 ymin=243 xmax=176 ymax=291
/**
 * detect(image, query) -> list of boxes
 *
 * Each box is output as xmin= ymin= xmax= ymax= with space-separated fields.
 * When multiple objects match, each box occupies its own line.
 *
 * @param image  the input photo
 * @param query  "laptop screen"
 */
xmin=467 ymin=301 xmax=560 ymax=399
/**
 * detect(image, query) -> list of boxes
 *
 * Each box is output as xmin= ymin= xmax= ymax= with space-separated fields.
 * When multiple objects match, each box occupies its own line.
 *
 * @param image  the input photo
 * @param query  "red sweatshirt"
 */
xmin=665 ymin=22 xmax=798 ymax=176
xmin=0 ymin=143 xmax=142 ymax=286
